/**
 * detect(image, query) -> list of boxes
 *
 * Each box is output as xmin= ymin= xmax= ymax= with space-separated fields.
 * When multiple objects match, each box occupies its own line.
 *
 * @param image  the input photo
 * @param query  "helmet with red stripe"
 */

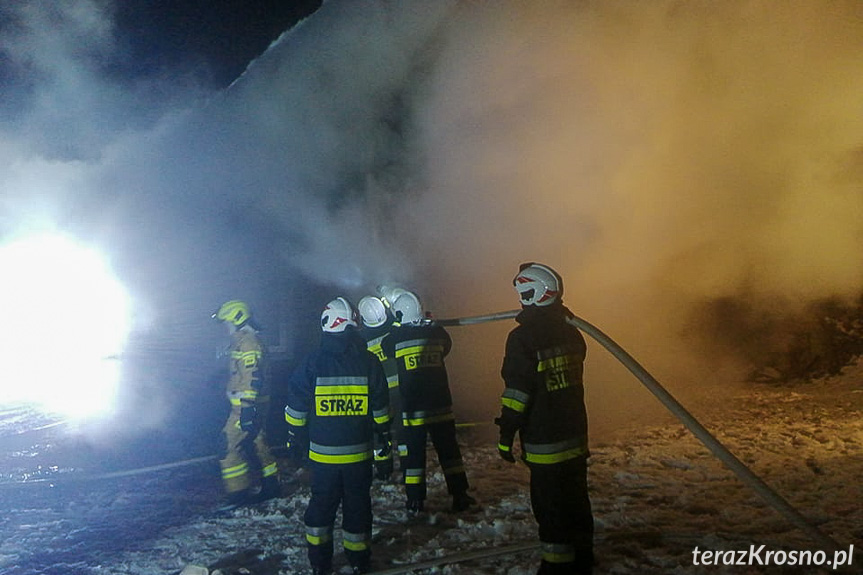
xmin=513 ymin=263 xmax=562 ymax=307
xmin=321 ymin=297 xmax=358 ymax=333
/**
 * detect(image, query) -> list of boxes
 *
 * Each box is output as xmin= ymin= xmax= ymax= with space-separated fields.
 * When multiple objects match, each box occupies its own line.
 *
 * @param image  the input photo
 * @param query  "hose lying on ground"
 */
xmin=441 ymin=309 xmax=841 ymax=552
xmin=0 ymin=455 xmax=219 ymax=488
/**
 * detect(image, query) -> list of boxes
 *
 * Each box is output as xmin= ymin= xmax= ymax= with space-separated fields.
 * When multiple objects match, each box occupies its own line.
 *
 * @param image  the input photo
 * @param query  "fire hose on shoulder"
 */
xmin=439 ymin=309 xmax=841 ymax=552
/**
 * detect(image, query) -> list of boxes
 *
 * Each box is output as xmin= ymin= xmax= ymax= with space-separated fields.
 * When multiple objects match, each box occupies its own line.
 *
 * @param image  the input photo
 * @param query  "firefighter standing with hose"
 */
xmin=284 ymin=297 xmax=391 ymax=575
xmin=496 ymin=263 xmax=594 ymax=575
xmin=212 ymin=300 xmax=281 ymax=508
xmin=381 ymin=290 xmax=476 ymax=515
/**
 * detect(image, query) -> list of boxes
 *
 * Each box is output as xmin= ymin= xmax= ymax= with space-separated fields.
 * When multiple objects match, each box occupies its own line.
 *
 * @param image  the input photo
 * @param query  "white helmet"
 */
xmin=358 ymin=296 xmax=388 ymax=328
xmin=392 ymin=291 xmax=423 ymax=325
xmin=513 ymin=263 xmax=562 ymax=307
xmin=377 ymin=285 xmax=407 ymax=309
xmin=321 ymin=297 xmax=358 ymax=333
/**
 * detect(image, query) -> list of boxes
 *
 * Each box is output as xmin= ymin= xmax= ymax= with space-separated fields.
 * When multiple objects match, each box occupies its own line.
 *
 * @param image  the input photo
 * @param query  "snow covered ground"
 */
xmin=2 ymin=362 xmax=861 ymax=575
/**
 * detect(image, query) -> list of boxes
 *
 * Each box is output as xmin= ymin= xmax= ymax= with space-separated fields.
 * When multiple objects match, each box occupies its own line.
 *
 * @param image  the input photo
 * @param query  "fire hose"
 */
xmin=439 ymin=310 xmax=841 ymax=552
xmin=0 ymin=310 xmax=841 ymax=551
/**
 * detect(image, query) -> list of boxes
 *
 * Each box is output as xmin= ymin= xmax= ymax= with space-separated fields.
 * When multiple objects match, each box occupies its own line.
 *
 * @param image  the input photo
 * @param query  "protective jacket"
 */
xmin=382 ymin=321 xmax=471 ymax=505
xmin=219 ymin=326 xmax=278 ymax=494
xmin=498 ymin=304 xmax=589 ymax=464
xmin=285 ymin=326 xmax=391 ymax=574
xmin=381 ymin=322 xmax=453 ymax=426
xmin=361 ymin=319 xmax=400 ymax=390
xmin=361 ymin=318 xmax=403 ymax=478
xmin=226 ymin=328 xmax=269 ymax=407
xmin=285 ymin=328 xmax=391 ymax=464
xmin=498 ymin=303 xmax=594 ymax=573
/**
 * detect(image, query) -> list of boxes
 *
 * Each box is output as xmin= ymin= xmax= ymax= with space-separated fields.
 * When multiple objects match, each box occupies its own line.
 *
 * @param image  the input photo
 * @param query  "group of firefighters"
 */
xmin=211 ymin=262 xmax=594 ymax=575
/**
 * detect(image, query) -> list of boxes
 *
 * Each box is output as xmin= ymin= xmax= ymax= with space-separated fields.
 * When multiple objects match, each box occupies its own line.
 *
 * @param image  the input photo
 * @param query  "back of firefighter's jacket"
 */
xmin=500 ymin=306 xmax=589 ymax=464
xmin=382 ymin=323 xmax=454 ymax=426
xmin=285 ymin=330 xmax=390 ymax=464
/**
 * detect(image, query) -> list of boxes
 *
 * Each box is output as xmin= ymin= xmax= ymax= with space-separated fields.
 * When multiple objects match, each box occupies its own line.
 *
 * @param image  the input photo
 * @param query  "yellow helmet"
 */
xmin=213 ymin=300 xmax=252 ymax=327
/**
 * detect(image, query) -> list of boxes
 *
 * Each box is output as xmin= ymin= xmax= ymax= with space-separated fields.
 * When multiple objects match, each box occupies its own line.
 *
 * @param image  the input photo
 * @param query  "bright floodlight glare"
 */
xmin=0 ymin=234 xmax=131 ymax=419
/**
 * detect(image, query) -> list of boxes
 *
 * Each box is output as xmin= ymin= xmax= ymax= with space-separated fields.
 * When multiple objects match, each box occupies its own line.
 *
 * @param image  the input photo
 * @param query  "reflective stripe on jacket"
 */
xmin=362 ymin=322 xmax=400 ymax=389
xmin=381 ymin=323 xmax=453 ymax=422
xmin=499 ymin=305 xmax=589 ymax=464
xmin=285 ymin=328 xmax=390 ymax=464
xmin=226 ymin=328 xmax=266 ymax=408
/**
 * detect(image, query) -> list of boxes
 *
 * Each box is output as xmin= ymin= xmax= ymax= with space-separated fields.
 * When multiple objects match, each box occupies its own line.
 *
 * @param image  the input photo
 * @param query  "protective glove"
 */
xmin=239 ymin=406 xmax=257 ymax=433
xmin=374 ymin=458 xmax=394 ymax=480
xmin=375 ymin=429 xmax=393 ymax=454
xmin=374 ymin=430 xmax=394 ymax=480
xmin=495 ymin=417 xmax=516 ymax=463
xmin=285 ymin=428 xmax=308 ymax=462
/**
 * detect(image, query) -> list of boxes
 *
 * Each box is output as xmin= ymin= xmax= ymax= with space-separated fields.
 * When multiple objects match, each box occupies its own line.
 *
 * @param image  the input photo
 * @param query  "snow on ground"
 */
xmin=2 ymin=363 xmax=862 ymax=575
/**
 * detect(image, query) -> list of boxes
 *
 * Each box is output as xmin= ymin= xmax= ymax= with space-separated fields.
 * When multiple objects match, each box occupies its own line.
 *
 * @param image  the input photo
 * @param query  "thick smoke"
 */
xmin=398 ymin=1 xmax=863 ymax=421
xmin=1 ymin=1 xmax=861 ymax=437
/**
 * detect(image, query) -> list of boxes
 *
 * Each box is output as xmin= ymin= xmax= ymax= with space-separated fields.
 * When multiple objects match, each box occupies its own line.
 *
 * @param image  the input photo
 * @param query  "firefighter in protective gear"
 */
xmin=381 ymin=290 xmax=475 ymax=514
xmin=213 ymin=300 xmax=280 ymax=508
xmin=285 ymin=297 xmax=391 ymax=575
xmin=497 ymin=263 xmax=594 ymax=575
xmin=358 ymin=296 xmax=400 ymax=392
xmin=358 ymin=295 xmax=401 ymax=481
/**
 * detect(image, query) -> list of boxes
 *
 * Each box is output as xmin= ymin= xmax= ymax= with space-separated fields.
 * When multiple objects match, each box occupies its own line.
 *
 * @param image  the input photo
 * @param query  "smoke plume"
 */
xmin=1 ymin=1 xmax=861 ymax=435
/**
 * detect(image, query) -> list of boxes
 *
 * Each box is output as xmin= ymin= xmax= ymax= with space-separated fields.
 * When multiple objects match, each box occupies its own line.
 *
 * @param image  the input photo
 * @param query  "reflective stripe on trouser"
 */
xmin=343 ymin=529 xmax=371 ymax=553
xmin=400 ymin=420 xmax=468 ymax=502
xmin=304 ymin=460 xmax=373 ymax=572
xmin=542 ymin=542 xmax=575 ymax=563
xmin=523 ymin=436 xmax=587 ymax=465
xmin=219 ymin=409 xmax=279 ymax=493
xmin=529 ymin=457 xmax=594 ymax=573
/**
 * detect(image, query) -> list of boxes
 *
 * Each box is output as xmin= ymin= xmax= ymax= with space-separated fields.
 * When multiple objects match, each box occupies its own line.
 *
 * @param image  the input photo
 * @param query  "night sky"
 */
xmin=111 ymin=1 xmax=322 ymax=86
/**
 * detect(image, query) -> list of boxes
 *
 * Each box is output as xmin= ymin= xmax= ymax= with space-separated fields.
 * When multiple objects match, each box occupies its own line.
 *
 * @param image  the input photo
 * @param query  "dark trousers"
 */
xmin=529 ymin=457 xmax=594 ymax=574
xmin=304 ymin=461 xmax=373 ymax=572
xmin=401 ymin=420 xmax=468 ymax=502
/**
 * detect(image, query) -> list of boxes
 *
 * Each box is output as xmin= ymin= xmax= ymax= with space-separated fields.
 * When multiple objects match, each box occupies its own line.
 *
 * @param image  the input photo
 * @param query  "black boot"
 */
xmin=218 ymin=489 xmax=252 ymax=511
xmin=255 ymin=475 xmax=281 ymax=502
xmin=451 ymin=492 xmax=477 ymax=512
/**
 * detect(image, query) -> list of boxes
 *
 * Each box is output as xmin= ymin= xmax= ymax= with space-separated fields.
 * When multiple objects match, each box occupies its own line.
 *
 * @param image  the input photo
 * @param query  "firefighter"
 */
xmin=496 ymin=263 xmax=594 ymax=575
xmin=212 ymin=300 xmax=280 ymax=508
xmin=381 ymin=290 xmax=476 ymax=515
xmin=357 ymin=294 xmax=401 ymax=480
xmin=285 ymin=297 xmax=391 ymax=575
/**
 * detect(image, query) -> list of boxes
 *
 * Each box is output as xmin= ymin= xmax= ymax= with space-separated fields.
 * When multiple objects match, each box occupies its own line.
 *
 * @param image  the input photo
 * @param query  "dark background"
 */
xmin=112 ymin=0 xmax=323 ymax=87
